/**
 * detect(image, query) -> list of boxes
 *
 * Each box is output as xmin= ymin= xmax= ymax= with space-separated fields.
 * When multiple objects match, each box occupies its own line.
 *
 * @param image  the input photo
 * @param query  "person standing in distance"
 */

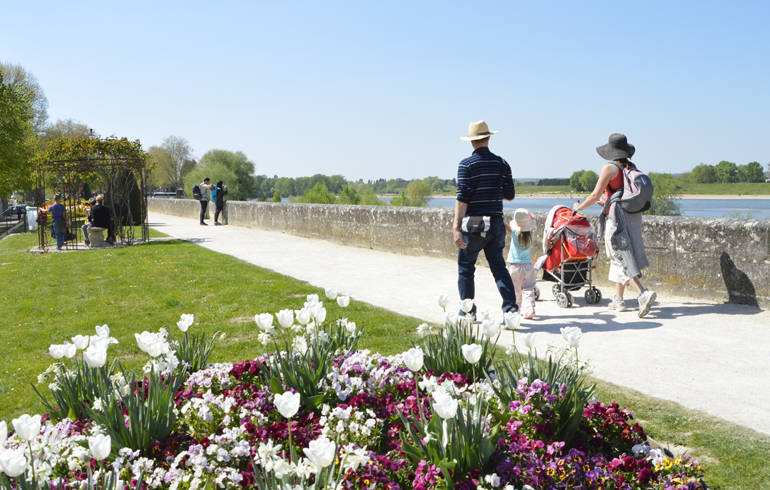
xmin=199 ymin=177 xmax=214 ymax=225
xmin=453 ymin=120 xmax=518 ymax=317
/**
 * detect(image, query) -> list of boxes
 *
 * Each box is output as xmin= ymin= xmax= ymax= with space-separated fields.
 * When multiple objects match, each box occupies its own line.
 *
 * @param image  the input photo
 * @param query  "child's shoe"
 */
xmin=609 ymin=295 xmax=628 ymax=311
xmin=637 ymin=290 xmax=657 ymax=318
xmin=523 ymin=312 xmax=535 ymax=320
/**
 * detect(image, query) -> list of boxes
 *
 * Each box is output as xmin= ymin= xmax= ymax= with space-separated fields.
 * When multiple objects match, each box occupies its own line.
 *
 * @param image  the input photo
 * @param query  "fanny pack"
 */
xmin=461 ymin=216 xmax=491 ymax=237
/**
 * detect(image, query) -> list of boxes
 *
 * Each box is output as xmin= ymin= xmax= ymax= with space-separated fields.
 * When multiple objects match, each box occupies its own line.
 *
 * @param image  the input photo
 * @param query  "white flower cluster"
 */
xmin=319 ymin=404 xmax=380 ymax=447
xmin=48 ymin=324 xmax=118 ymax=368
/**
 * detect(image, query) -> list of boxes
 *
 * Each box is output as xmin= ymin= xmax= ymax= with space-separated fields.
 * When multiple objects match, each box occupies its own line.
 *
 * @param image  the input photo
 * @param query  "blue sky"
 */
xmin=3 ymin=1 xmax=769 ymax=180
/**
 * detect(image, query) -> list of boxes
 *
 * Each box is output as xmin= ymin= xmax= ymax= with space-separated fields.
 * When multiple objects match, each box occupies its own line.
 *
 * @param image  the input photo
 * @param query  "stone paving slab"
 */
xmin=150 ymin=213 xmax=770 ymax=435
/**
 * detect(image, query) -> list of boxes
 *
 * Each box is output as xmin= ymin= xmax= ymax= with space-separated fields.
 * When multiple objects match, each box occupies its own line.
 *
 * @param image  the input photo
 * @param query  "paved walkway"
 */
xmin=150 ymin=213 xmax=770 ymax=435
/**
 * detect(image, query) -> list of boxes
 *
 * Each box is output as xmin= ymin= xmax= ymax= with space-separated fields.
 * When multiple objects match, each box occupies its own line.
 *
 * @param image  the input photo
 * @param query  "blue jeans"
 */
xmin=457 ymin=216 xmax=518 ymax=314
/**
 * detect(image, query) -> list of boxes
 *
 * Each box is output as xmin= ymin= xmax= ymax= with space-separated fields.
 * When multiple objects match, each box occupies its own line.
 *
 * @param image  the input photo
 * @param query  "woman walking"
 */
xmin=572 ymin=133 xmax=657 ymax=317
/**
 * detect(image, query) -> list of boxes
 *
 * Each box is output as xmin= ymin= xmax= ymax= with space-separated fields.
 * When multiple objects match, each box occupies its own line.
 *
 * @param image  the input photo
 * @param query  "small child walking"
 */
xmin=507 ymin=208 xmax=537 ymax=319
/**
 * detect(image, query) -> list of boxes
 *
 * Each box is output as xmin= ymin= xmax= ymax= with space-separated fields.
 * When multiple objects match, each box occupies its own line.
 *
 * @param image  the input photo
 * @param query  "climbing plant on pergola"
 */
xmin=35 ymin=136 xmax=151 ymax=250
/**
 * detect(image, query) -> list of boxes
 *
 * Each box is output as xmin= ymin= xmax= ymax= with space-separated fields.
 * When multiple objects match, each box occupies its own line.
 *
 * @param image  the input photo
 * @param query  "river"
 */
xmin=377 ymin=196 xmax=770 ymax=219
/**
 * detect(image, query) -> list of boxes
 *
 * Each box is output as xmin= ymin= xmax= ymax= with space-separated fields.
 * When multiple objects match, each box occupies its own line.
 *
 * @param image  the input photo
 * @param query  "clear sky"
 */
xmin=3 ymin=1 xmax=769 ymax=180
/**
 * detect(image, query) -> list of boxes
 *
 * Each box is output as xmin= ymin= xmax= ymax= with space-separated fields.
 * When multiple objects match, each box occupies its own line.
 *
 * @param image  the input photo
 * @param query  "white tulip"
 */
xmin=0 ymin=448 xmax=28 ymax=478
xmin=560 ymin=326 xmax=582 ymax=348
xmin=520 ymin=333 xmax=536 ymax=351
xmin=480 ymin=319 xmax=500 ymax=339
xmin=437 ymin=294 xmax=449 ymax=311
xmin=95 ymin=324 xmax=110 ymax=337
xmin=276 ymin=309 xmax=294 ymax=329
xmin=71 ymin=335 xmax=90 ymax=350
xmin=62 ymin=342 xmax=77 ymax=359
xmin=504 ymin=311 xmax=521 ymax=330
xmin=135 ymin=332 xmax=168 ymax=358
xmin=177 ymin=314 xmax=194 ymax=332
xmin=403 ymin=347 xmax=424 ymax=372
xmin=11 ymin=414 xmax=41 ymax=441
xmin=296 ymin=308 xmax=312 ymax=325
xmin=254 ymin=313 xmax=274 ymax=332
xmin=431 ymin=390 xmax=458 ymax=420
xmin=89 ymin=335 xmax=112 ymax=352
xmin=312 ymin=304 xmax=327 ymax=324
xmin=336 ymin=295 xmax=350 ymax=308
xmin=306 ymin=294 xmax=320 ymax=305
xmin=444 ymin=310 xmax=458 ymax=325
xmin=460 ymin=298 xmax=475 ymax=314
xmin=303 ymin=436 xmax=336 ymax=469
xmin=83 ymin=344 xmax=108 ymax=368
xmin=461 ymin=343 xmax=483 ymax=364
xmin=0 ymin=421 xmax=6 ymax=446
xmin=48 ymin=344 xmax=65 ymax=359
xmin=324 ymin=287 xmax=338 ymax=300
xmin=273 ymin=391 xmax=300 ymax=419
xmin=88 ymin=433 xmax=111 ymax=461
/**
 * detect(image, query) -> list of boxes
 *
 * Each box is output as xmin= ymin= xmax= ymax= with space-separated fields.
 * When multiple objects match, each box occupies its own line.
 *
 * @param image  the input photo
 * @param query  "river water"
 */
xmin=378 ymin=196 xmax=770 ymax=219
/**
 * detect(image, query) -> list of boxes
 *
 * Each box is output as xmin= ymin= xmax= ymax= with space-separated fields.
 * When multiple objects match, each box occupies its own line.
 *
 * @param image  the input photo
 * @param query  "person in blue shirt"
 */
xmin=506 ymin=208 xmax=536 ymax=319
xmin=50 ymin=195 xmax=67 ymax=250
xmin=452 ymin=120 xmax=518 ymax=316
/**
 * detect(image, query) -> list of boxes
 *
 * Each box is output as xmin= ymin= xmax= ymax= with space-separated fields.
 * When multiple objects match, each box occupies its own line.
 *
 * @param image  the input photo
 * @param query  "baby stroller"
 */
xmin=536 ymin=205 xmax=601 ymax=308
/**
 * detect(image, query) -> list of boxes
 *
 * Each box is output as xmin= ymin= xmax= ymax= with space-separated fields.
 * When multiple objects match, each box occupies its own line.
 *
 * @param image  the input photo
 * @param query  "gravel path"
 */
xmin=151 ymin=212 xmax=770 ymax=435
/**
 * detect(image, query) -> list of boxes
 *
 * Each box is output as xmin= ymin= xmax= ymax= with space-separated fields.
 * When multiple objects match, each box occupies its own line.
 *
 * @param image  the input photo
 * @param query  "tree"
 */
xmin=297 ymin=182 xmax=336 ymax=204
xmin=691 ymin=164 xmax=716 ymax=183
xmin=714 ymin=161 xmax=738 ymax=183
xmin=0 ymin=72 xmax=37 ymax=196
xmin=0 ymin=63 xmax=48 ymax=132
xmin=184 ymin=149 xmax=257 ymax=201
xmin=406 ymin=180 xmax=431 ymax=206
xmin=271 ymin=189 xmax=281 ymax=202
xmin=39 ymin=119 xmax=92 ymax=148
xmin=569 ymin=170 xmax=586 ymax=192
xmin=737 ymin=162 xmax=764 ymax=183
xmin=646 ymin=173 xmax=682 ymax=216
xmin=578 ymin=170 xmax=599 ymax=193
xmin=160 ymin=136 xmax=193 ymax=191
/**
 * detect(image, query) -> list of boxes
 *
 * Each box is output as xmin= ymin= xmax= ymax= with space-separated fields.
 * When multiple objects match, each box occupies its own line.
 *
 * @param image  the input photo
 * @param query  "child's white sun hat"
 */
xmin=511 ymin=208 xmax=535 ymax=232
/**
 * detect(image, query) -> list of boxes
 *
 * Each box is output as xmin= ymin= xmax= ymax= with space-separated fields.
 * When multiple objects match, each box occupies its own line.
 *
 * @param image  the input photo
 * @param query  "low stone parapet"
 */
xmin=148 ymin=198 xmax=769 ymax=307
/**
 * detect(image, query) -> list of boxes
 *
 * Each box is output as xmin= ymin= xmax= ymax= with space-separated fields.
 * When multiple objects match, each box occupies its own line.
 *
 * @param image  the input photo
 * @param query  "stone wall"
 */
xmin=149 ymin=198 xmax=770 ymax=307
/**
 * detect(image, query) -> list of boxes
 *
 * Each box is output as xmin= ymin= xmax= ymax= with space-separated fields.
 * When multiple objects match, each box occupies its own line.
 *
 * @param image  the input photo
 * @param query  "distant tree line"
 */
xmin=684 ymin=161 xmax=765 ymax=184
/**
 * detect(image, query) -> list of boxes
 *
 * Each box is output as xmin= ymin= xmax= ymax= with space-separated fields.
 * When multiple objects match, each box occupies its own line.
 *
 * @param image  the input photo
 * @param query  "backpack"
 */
xmin=192 ymin=185 xmax=202 ymax=200
xmin=613 ymin=162 xmax=653 ymax=213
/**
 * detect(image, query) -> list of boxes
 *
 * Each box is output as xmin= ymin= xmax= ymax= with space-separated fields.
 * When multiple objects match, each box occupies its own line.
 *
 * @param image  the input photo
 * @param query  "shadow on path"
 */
xmin=524 ymin=311 xmax=663 ymax=333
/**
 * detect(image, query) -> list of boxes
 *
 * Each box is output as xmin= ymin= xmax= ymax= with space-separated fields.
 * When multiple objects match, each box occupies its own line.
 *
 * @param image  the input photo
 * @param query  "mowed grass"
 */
xmin=678 ymin=182 xmax=770 ymax=195
xmin=1 ymin=232 xmax=769 ymax=488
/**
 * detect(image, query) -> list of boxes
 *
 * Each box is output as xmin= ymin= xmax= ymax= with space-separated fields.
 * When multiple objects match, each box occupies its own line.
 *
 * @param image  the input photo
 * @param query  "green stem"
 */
xmin=27 ymin=440 xmax=36 ymax=482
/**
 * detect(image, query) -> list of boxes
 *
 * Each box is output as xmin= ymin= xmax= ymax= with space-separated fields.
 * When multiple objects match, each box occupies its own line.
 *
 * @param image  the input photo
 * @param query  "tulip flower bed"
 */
xmin=0 ymin=292 xmax=707 ymax=489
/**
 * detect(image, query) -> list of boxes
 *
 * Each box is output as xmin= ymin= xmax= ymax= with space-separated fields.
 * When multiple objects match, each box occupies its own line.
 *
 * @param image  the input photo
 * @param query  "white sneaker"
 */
xmin=609 ymin=295 xmax=628 ymax=311
xmin=638 ymin=290 xmax=657 ymax=318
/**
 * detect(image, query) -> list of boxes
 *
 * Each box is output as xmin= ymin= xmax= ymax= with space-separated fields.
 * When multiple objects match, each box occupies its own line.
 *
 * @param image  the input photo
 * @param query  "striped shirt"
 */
xmin=456 ymin=147 xmax=515 ymax=217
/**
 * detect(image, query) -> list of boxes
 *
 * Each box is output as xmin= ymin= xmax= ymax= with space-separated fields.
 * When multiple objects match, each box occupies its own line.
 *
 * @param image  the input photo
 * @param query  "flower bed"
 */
xmin=0 ymin=293 xmax=706 ymax=489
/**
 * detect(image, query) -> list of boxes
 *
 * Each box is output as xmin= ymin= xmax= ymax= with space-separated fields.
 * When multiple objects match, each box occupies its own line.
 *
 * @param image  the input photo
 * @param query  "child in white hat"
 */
xmin=506 ymin=208 xmax=536 ymax=319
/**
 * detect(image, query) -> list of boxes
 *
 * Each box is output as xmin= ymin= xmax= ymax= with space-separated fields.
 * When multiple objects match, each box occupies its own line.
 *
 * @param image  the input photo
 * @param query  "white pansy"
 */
xmin=484 ymin=473 xmax=501 ymax=487
xmin=292 ymin=336 xmax=308 ymax=355
xmin=11 ymin=414 xmax=41 ymax=441
xmin=303 ymin=436 xmax=336 ymax=469
xmin=560 ymin=326 xmax=582 ymax=348
xmin=276 ymin=309 xmax=294 ymax=329
xmin=431 ymin=391 xmax=458 ymax=420
xmin=177 ymin=314 xmax=194 ymax=332
xmin=403 ymin=347 xmax=424 ymax=372
xmin=71 ymin=334 xmax=90 ymax=350
xmin=437 ymin=294 xmax=449 ymax=311
xmin=461 ymin=343 xmax=483 ymax=364
xmin=88 ymin=434 xmax=111 ymax=461
xmin=257 ymin=332 xmax=272 ymax=346
xmin=416 ymin=323 xmax=433 ymax=337
xmin=324 ymin=287 xmax=338 ymax=300
xmin=336 ymin=295 xmax=350 ymax=308
xmin=0 ymin=448 xmax=27 ymax=477
xmin=273 ymin=391 xmax=300 ymax=419
xmin=460 ymin=298 xmax=475 ymax=313
xmin=83 ymin=344 xmax=108 ymax=368
xmin=254 ymin=313 xmax=274 ymax=332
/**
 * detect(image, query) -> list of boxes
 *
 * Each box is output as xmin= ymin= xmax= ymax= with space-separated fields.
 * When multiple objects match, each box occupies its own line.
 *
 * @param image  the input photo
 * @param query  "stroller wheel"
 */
xmin=534 ymin=285 xmax=541 ymax=301
xmin=585 ymin=288 xmax=600 ymax=304
xmin=552 ymin=284 xmax=562 ymax=298
xmin=556 ymin=292 xmax=570 ymax=308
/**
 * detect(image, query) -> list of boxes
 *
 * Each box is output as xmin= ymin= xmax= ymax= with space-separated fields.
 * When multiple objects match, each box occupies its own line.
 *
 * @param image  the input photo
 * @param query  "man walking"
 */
xmin=199 ymin=177 xmax=214 ymax=225
xmin=453 ymin=120 xmax=518 ymax=316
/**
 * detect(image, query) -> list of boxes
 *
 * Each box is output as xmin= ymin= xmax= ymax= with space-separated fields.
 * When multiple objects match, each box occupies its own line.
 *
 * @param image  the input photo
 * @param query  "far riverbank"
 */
xmin=422 ymin=193 xmax=770 ymax=200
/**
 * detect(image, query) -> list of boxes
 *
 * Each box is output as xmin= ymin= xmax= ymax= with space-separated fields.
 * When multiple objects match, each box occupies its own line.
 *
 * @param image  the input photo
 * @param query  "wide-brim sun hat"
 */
xmin=460 ymin=120 xmax=499 ymax=141
xmin=510 ymin=208 xmax=535 ymax=232
xmin=596 ymin=133 xmax=635 ymax=161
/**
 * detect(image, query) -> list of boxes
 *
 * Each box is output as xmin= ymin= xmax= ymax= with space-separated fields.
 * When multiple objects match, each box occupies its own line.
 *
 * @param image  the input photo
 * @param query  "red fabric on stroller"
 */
xmin=542 ymin=206 xmax=598 ymax=272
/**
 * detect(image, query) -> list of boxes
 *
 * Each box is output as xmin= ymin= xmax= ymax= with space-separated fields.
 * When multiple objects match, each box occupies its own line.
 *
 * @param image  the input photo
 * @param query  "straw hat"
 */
xmin=460 ymin=120 xmax=499 ymax=141
xmin=510 ymin=208 xmax=535 ymax=232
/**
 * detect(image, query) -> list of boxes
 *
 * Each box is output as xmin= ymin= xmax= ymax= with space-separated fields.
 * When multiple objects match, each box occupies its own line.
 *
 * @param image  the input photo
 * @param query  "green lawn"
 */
xmin=1 ymin=232 xmax=768 ymax=488
xmin=677 ymin=182 xmax=770 ymax=195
